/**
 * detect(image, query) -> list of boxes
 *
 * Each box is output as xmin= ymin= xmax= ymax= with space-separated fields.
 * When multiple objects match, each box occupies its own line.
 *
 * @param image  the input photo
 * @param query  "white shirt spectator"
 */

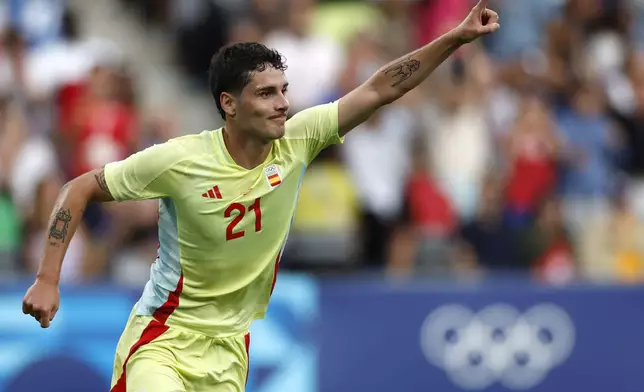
xmin=423 ymin=103 xmax=492 ymax=220
xmin=264 ymin=30 xmax=344 ymax=112
xmin=26 ymin=37 xmax=121 ymax=98
xmin=342 ymin=106 xmax=416 ymax=220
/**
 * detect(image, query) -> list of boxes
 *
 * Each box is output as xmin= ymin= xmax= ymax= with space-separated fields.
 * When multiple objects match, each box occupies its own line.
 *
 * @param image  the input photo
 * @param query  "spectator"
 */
xmin=60 ymin=62 xmax=138 ymax=180
xmin=342 ymin=104 xmax=417 ymax=268
xmin=516 ymin=194 xmax=576 ymax=285
xmin=543 ymin=0 xmax=602 ymax=99
xmin=340 ymin=31 xmax=417 ymax=268
xmin=580 ymin=181 xmax=644 ymax=283
xmin=263 ymin=0 xmax=345 ymax=113
xmin=0 ymin=98 xmax=21 ymax=275
xmin=556 ymin=80 xmax=623 ymax=235
xmin=2 ymin=100 xmax=92 ymax=283
xmin=250 ymin=0 xmax=290 ymax=36
xmin=25 ymin=8 xmax=97 ymax=100
xmin=414 ymin=0 xmax=470 ymax=47
xmin=502 ymin=93 xmax=560 ymax=227
xmin=56 ymin=57 xmax=159 ymax=282
xmin=0 ymin=27 xmax=27 ymax=99
xmin=485 ymin=0 xmax=561 ymax=61
xmin=421 ymin=56 xmax=493 ymax=221
xmin=172 ymin=0 xmax=228 ymax=84
xmin=7 ymin=0 xmax=644 ymax=286
xmin=371 ymin=0 xmax=416 ymax=58
xmin=452 ymin=175 xmax=519 ymax=273
xmin=228 ymin=17 xmax=263 ymax=44
xmin=288 ymin=158 xmax=359 ymax=268
xmin=609 ymin=53 xmax=644 ymax=219
xmin=388 ymin=138 xmax=457 ymax=277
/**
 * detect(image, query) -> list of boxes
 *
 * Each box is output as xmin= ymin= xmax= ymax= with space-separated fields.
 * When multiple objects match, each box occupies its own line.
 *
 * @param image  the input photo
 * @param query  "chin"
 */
xmin=267 ymin=124 xmax=286 ymax=140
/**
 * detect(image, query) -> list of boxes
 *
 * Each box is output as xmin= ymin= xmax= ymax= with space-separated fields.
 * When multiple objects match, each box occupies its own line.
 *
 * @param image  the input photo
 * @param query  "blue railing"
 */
xmin=1 ymin=274 xmax=643 ymax=392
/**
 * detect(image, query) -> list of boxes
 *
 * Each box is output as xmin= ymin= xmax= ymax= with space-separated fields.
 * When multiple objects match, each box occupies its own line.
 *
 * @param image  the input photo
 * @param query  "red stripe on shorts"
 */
xmin=245 ymin=332 xmax=251 ymax=385
xmin=110 ymin=273 xmax=184 ymax=392
xmin=110 ymin=321 xmax=169 ymax=392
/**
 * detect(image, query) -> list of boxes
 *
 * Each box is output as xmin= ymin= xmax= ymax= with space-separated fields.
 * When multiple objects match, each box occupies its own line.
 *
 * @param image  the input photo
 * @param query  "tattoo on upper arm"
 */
xmin=383 ymin=58 xmax=421 ymax=87
xmin=94 ymin=169 xmax=113 ymax=197
xmin=48 ymin=208 xmax=72 ymax=245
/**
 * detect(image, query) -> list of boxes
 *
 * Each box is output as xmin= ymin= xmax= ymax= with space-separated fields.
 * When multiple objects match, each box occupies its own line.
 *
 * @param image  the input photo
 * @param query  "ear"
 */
xmin=220 ymin=92 xmax=237 ymax=118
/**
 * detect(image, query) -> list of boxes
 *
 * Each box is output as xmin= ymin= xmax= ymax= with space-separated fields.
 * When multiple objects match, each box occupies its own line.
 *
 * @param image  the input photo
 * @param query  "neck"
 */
xmin=222 ymin=126 xmax=272 ymax=170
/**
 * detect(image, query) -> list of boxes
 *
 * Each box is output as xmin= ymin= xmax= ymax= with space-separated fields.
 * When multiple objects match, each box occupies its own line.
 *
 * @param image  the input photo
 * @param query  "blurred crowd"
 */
xmin=0 ymin=1 xmax=175 ymax=285
xmin=2 ymin=0 xmax=644 ymax=287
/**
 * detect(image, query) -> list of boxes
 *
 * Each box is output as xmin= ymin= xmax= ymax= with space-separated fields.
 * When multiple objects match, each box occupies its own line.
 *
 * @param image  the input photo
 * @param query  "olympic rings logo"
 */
xmin=419 ymin=303 xmax=575 ymax=390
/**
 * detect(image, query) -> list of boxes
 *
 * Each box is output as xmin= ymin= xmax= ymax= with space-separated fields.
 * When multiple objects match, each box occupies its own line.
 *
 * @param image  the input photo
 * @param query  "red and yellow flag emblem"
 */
xmin=264 ymin=164 xmax=282 ymax=188
xmin=268 ymin=173 xmax=281 ymax=187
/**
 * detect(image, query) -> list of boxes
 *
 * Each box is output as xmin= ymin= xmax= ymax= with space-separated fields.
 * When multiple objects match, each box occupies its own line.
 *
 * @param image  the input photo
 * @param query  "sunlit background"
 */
xmin=2 ymin=0 xmax=644 ymax=391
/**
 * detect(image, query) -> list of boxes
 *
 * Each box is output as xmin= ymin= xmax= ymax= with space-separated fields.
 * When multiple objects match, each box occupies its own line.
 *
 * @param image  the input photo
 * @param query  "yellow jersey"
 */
xmin=104 ymin=102 xmax=342 ymax=337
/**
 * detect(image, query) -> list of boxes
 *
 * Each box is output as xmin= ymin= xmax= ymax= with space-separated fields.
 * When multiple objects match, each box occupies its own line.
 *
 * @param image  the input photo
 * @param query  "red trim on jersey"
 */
xmin=245 ymin=332 xmax=251 ymax=385
xmin=152 ymin=274 xmax=184 ymax=323
xmin=110 ymin=273 xmax=184 ymax=392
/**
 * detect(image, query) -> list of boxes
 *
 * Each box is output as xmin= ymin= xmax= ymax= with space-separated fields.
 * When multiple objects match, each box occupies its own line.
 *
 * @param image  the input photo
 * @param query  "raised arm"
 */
xmin=337 ymin=0 xmax=500 ymax=137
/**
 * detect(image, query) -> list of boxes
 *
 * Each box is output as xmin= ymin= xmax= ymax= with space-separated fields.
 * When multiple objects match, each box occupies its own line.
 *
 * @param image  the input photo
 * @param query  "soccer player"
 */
xmin=22 ymin=1 xmax=499 ymax=391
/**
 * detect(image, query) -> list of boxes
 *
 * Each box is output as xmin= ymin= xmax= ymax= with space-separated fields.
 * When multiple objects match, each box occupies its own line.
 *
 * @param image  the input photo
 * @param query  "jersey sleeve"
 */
xmin=284 ymin=101 xmax=343 ymax=163
xmin=104 ymin=138 xmax=197 ymax=201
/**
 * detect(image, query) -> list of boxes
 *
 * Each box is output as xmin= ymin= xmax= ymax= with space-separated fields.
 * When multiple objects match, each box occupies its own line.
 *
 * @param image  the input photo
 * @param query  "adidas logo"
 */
xmin=202 ymin=185 xmax=222 ymax=199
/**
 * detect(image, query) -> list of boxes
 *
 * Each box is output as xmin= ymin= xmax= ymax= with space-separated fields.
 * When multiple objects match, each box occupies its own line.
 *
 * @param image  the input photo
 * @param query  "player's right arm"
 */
xmin=336 ymin=0 xmax=499 ymax=137
xmin=22 ymin=139 xmax=197 ymax=328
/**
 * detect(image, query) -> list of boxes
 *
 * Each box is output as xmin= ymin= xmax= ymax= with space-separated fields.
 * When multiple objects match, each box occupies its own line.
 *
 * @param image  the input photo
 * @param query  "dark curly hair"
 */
xmin=209 ymin=42 xmax=287 ymax=120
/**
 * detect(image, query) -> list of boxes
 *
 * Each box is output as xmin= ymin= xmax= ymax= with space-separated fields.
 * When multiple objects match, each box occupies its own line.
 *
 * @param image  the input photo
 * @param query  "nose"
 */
xmin=276 ymin=93 xmax=289 ymax=114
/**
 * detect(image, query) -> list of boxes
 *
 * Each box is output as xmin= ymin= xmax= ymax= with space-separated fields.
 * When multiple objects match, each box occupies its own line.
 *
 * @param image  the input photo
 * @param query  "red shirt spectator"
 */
xmin=504 ymin=96 xmax=559 ymax=215
xmin=415 ymin=0 xmax=470 ymax=46
xmin=505 ymin=133 xmax=557 ymax=212
xmin=405 ymin=172 xmax=457 ymax=238
xmin=57 ymin=67 xmax=138 ymax=178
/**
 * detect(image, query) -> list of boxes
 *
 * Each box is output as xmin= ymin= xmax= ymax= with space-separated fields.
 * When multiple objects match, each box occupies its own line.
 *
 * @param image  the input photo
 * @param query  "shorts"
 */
xmin=110 ymin=312 xmax=250 ymax=392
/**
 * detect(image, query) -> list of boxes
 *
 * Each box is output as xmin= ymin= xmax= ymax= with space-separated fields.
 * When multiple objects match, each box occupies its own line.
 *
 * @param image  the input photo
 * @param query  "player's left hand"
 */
xmin=454 ymin=0 xmax=500 ymax=44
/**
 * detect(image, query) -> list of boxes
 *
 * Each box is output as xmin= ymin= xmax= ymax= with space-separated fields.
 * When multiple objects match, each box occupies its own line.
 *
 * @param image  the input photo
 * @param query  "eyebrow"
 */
xmin=256 ymin=83 xmax=289 ymax=91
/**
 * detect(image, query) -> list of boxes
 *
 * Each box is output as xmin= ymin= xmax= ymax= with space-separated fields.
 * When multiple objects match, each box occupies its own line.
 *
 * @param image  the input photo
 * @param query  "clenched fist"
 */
xmin=454 ymin=0 xmax=501 ymax=44
xmin=22 ymin=278 xmax=60 ymax=328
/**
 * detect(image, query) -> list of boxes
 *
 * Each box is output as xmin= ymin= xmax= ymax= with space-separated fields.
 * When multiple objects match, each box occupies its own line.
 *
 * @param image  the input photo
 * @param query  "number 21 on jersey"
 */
xmin=225 ymin=197 xmax=262 ymax=241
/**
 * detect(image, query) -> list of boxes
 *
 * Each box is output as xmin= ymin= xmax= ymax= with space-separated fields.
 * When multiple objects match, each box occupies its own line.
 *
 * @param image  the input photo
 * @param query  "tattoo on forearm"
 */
xmin=94 ymin=169 xmax=112 ymax=197
xmin=48 ymin=208 xmax=72 ymax=245
xmin=383 ymin=58 xmax=421 ymax=87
